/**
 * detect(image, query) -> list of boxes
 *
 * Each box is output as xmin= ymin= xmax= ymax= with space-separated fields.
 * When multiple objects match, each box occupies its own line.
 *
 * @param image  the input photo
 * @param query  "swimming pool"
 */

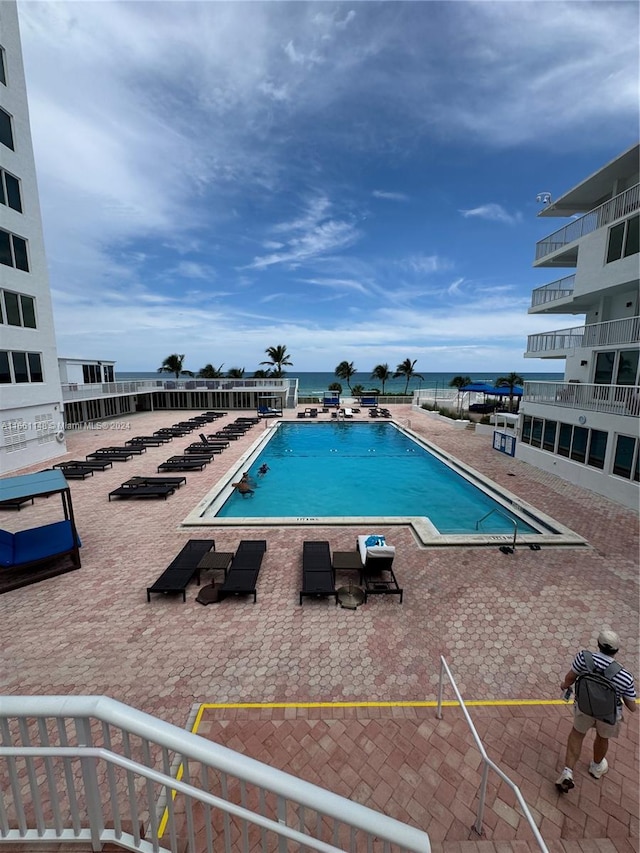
xmin=184 ymin=421 xmax=586 ymax=547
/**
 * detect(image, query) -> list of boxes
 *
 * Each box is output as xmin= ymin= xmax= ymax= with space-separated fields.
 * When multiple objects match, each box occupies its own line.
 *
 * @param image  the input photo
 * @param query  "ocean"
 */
xmin=116 ymin=370 xmax=562 ymax=396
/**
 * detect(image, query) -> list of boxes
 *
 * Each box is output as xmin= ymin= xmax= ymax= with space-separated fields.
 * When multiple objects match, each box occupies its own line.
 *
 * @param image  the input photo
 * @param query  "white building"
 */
xmin=518 ymin=144 xmax=639 ymax=510
xmin=0 ymin=1 xmax=66 ymax=474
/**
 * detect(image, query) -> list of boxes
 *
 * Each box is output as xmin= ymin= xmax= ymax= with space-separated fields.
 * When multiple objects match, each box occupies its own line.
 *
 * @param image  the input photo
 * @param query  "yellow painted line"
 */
xmin=157 ymin=698 xmax=570 ymax=837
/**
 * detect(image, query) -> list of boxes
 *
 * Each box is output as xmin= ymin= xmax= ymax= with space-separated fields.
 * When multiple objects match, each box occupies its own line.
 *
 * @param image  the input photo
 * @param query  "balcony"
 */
xmin=524 ymin=381 xmax=640 ymax=417
xmin=530 ymin=274 xmax=575 ymax=309
xmin=526 ymin=315 xmax=640 ymax=356
xmin=534 ymin=183 xmax=639 ymax=263
xmin=61 ymin=377 xmax=294 ymax=403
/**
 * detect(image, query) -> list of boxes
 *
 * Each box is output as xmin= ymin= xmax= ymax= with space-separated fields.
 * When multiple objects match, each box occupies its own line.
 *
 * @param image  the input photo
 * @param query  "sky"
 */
xmin=18 ymin=0 xmax=639 ymax=375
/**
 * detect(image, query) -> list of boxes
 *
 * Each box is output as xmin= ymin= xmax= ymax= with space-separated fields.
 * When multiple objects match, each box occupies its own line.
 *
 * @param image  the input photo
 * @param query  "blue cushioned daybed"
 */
xmin=0 ymin=470 xmax=82 ymax=594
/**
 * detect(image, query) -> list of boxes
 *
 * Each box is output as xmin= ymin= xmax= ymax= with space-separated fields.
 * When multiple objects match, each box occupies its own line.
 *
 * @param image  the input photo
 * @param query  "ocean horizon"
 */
xmin=116 ymin=370 xmax=563 ymax=396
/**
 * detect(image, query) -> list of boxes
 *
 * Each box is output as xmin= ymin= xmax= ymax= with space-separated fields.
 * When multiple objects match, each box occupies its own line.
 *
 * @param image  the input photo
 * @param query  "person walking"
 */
xmin=556 ymin=629 xmax=636 ymax=793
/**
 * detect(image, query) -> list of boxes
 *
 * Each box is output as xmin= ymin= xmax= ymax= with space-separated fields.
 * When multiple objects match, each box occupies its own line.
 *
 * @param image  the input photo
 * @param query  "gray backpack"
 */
xmin=575 ymin=650 xmax=622 ymax=725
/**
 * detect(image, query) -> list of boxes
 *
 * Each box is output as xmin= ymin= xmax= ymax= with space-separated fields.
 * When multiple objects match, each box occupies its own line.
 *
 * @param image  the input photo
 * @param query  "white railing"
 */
xmin=61 ymin=378 xmax=295 ymax=404
xmin=530 ymin=274 xmax=575 ymax=308
xmin=526 ymin=316 xmax=640 ymax=354
xmin=524 ymin=382 xmax=640 ymax=417
xmin=535 ymin=183 xmax=640 ymax=261
xmin=0 ymin=695 xmax=430 ymax=853
xmin=436 ymin=657 xmax=548 ymax=852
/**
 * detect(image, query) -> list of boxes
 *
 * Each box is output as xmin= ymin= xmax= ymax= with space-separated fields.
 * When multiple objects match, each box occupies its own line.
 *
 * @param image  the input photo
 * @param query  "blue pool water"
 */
xmin=215 ymin=422 xmax=539 ymax=535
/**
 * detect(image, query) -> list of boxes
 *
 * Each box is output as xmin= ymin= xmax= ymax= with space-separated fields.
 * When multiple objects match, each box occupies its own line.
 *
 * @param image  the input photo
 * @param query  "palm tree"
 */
xmin=352 ymin=384 xmax=365 ymax=396
xmin=253 ymin=369 xmax=270 ymax=378
xmin=328 ymin=382 xmax=342 ymax=394
xmin=371 ymin=363 xmax=391 ymax=394
xmin=157 ymin=354 xmax=194 ymax=379
xmin=227 ymin=367 xmax=245 ymax=378
xmin=449 ymin=375 xmax=472 ymax=413
xmin=260 ymin=345 xmax=293 ymax=378
xmin=393 ymin=358 xmax=423 ymax=395
xmin=495 ymin=372 xmax=524 ymax=412
xmin=197 ymin=363 xmax=224 ymax=379
xmin=335 ymin=360 xmax=357 ymax=392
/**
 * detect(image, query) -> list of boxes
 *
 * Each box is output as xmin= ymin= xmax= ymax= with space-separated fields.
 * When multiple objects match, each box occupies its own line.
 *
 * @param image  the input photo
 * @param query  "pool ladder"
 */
xmin=476 ymin=508 xmax=518 ymax=552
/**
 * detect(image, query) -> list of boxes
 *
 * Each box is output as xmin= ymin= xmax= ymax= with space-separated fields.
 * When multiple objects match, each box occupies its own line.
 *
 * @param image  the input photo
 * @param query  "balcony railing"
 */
xmin=524 ymin=381 xmax=640 ymax=417
xmin=526 ymin=315 xmax=640 ymax=355
xmin=61 ymin=378 xmax=294 ymax=403
xmin=0 ymin=695 xmax=430 ymax=853
xmin=535 ymin=183 xmax=640 ymax=261
xmin=530 ymin=274 xmax=575 ymax=308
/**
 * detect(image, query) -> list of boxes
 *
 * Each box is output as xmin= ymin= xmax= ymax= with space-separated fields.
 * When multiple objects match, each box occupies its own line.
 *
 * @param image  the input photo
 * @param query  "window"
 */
xmin=587 ymin=430 xmax=607 ymax=469
xmin=0 ymin=350 xmax=44 ymax=383
xmin=4 ymin=290 xmax=19 ymax=324
xmin=522 ymin=415 xmax=532 ymax=443
xmin=0 ymin=290 xmax=36 ymax=327
xmin=12 ymin=351 xmax=28 ymax=383
xmin=0 ymin=169 xmax=22 ymax=212
xmin=606 ymin=214 xmax=639 ymax=263
xmin=0 ymin=229 xmax=29 ymax=271
xmin=104 ymin=365 xmax=114 ymax=381
xmin=0 ymin=351 xmax=10 ymax=383
xmin=613 ymin=435 xmax=639 ymax=481
xmin=530 ymin=417 xmax=543 ymax=448
xmin=82 ymin=364 xmax=102 ymax=383
xmin=543 ymin=420 xmax=557 ymax=452
xmin=0 ymin=107 xmax=14 ymax=150
xmin=27 ymin=352 xmax=43 ymax=382
xmin=594 ymin=351 xmax=615 ymax=384
xmin=558 ymin=423 xmax=572 ymax=457
xmin=616 ymin=350 xmax=639 ymax=386
xmin=570 ymin=426 xmax=588 ymax=463
xmin=0 ymin=46 xmax=6 ymax=86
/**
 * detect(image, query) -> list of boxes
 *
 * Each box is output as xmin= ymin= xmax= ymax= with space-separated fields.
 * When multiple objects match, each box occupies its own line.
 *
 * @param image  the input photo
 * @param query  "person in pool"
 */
xmin=258 ymin=463 xmax=269 ymax=476
xmin=232 ymin=478 xmax=254 ymax=497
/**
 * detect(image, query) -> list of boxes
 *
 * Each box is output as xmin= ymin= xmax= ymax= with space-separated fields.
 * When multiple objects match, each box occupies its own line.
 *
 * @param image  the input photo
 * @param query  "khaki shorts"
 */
xmin=573 ymin=705 xmax=620 ymax=738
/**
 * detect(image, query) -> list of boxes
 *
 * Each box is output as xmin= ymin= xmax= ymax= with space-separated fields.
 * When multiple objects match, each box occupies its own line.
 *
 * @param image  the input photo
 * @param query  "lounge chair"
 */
xmin=356 ymin=535 xmax=403 ymax=603
xmin=55 ymin=459 xmax=114 ymax=471
xmin=146 ymin=539 xmax=214 ymax=602
xmin=126 ymin=436 xmax=170 ymax=447
xmin=299 ymin=541 xmax=336 ymax=605
xmin=86 ymin=449 xmax=134 ymax=462
xmin=124 ymin=476 xmax=186 ymax=489
xmin=218 ymin=540 xmax=267 ymax=603
xmin=257 ymin=406 xmax=281 ymax=418
xmin=0 ymin=496 xmax=35 ymax=511
xmin=108 ymin=483 xmax=175 ymax=501
xmin=157 ymin=458 xmax=208 ymax=472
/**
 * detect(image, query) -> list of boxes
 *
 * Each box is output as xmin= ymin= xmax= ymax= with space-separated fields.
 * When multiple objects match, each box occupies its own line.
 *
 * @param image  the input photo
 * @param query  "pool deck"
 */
xmin=0 ymin=405 xmax=638 ymax=852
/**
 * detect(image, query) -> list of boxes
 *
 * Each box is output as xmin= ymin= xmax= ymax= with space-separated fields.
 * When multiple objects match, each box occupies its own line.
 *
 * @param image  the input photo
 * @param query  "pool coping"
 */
xmin=181 ymin=420 xmax=589 ymax=549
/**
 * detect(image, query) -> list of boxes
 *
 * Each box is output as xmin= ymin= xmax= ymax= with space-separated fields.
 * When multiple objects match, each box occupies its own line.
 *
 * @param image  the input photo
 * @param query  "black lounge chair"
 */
xmin=157 ymin=458 xmax=208 ymax=472
xmin=146 ymin=539 xmax=214 ymax=602
xmin=56 ymin=459 xmax=114 ymax=471
xmin=125 ymin=436 xmax=170 ymax=447
xmin=86 ymin=449 xmax=134 ymax=462
xmin=0 ymin=496 xmax=35 ymax=511
xmin=109 ymin=483 xmax=175 ymax=501
xmin=218 ymin=540 xmax=267 ymax=603
xmin=357 ymin=536 xmax=403 ymax=603
xmin=299 ymin=541 xmax=337 ymax=605
xmin=56 ymin=466 xmax=94 ymax=480
xmin=124 ymin=476 xmax=186 ymax=488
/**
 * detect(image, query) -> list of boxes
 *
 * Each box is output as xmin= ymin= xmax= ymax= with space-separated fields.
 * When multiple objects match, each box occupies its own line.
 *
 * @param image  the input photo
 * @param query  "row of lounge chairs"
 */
xmin=369 ymin=407 xmax=391 ymax=418
xmin=147 ymin=536 xmax=401 ymax=606
xmin=300 ymin=537 xmax=403 ymax=605
xmin=147 ymin=539 xmax=266 ymax=603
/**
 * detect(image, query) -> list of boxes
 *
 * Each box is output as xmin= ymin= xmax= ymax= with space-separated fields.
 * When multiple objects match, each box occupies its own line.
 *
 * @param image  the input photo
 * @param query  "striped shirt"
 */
xmin=572 ymin=650 xmax=636 ymax=701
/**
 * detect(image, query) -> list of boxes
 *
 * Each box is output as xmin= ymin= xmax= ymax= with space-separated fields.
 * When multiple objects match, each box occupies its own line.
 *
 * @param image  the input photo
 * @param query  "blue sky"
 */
xmin=18 ymin=1 xmax=639 ymax=374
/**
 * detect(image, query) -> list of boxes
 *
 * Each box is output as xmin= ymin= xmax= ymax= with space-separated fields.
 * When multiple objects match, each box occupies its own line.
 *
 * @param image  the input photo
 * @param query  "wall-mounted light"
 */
xmin=626 ymin=302 xmax=633 ymax=308
xmin=580 ymin=360 xmax=588 ymax=366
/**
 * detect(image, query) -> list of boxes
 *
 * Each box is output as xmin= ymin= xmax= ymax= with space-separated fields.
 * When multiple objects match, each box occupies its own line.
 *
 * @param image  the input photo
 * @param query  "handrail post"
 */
xmin=473 ymin=760 xmax=490 ymax=836
xmin=436 ymin=658 xmax=445 ymax=719
xmin=75 ymin=717 xmax=104 ymax=852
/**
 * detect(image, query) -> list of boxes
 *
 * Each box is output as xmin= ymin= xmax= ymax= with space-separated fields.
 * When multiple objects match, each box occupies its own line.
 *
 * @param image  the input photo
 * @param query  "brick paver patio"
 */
xmin=0 ymin=405 xmax=638 ymax=851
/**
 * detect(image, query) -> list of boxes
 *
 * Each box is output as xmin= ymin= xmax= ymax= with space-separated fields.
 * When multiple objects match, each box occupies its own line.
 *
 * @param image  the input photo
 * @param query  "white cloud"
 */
xmin=460 ymin=204 xmax=522 ymax=225
xmin=372 ymin=190 xmax=409 ymax=202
